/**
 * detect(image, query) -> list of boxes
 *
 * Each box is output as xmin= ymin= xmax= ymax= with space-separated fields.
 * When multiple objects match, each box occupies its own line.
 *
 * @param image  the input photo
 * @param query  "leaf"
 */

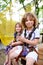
xmin=19 ymin=0 xmax=25 ymax=4
xmin=25 ymin=4 xmax=31 ymax=12
xmin=3 ymin=0 xmax=10 ymax=4
xmin=2 ymin=4 xmax=7 ymax=10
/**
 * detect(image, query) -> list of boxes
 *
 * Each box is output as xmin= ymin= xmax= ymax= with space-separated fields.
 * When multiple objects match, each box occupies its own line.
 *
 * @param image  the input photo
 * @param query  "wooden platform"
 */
xmin=37 ymin=44 xmax=43 ymax=65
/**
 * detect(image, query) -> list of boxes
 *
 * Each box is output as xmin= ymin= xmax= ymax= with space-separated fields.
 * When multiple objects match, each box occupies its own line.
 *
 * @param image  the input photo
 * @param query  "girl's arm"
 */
xmin=18 ymin=36 xmax=40 ymax=46
xmin=10 ymin=41 xmax=23 ymax=46
xmin=22 ymin=37 xmax=39 ymax=45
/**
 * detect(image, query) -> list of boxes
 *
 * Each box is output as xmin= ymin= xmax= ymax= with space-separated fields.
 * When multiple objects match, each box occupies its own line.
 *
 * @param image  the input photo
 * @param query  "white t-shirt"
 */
xmin=21 ymin=28 xmax=40 ymax=48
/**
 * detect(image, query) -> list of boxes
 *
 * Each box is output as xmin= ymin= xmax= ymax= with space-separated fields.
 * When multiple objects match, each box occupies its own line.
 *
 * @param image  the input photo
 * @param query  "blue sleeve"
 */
xmin=14 ymin=32 xmax=17 ymax=38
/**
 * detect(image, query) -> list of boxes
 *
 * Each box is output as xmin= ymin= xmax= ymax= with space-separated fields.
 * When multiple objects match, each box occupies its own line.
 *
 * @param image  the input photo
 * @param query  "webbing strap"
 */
xmin=24 ymin=28 xmax=36 ymax=47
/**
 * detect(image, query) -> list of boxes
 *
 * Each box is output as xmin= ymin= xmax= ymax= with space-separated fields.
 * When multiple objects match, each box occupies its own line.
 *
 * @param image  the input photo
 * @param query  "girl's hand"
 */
xmin=17 ymin=36 xmax=25 ymax=42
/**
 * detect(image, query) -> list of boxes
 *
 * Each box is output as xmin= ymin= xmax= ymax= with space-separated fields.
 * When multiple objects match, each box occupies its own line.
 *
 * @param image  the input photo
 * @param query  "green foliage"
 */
xmin=19 ymin=0 xmax=25 ymax=4
xmin=40 ymin=0 xmax=42 ymax=2
xmin=2 ymin=5 xmax=7 ymax=10
xmin=41 ymin=5 xmax=43 ymax=9
xmin=33 ymin=0 xmax=43 ymax=17
xmin=25 ymin=4 xmax=31 ymax=12
xmin=0 ymin=0 xmax=10 ymax=12
xmin=3 ymin=0 xmax=7 ymax=2
xmin=19 ymin=0 xmax=26 ymax=10
xmin=3 ymin=0 xmax=10 ymax=4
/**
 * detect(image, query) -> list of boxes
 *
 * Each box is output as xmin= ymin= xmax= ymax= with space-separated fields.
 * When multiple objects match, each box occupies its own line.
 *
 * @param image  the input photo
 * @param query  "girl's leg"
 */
xmin=4 ymin=55 xmax=9 ymax=65
xmin=12 ymin=59 xmax=19 ymax=65
xmin=26 ymin=57 xmax=35 ymax=65
xmin=9 ymin=46 xmax=18 ymax=55
xmin=8 ymin=46 xmax=22 ymax=65
xmin=26 ymin=51 xmax=38 ymax=65
xmin=8 ymin=51 xmax=19 ymax=65
xmin=4 ymin=47 xmax=17 ymax=65
xmin=7 ymin=47 xmax=18 ymax=65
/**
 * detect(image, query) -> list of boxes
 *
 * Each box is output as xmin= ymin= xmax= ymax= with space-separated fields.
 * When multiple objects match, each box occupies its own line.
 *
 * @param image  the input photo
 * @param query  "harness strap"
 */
xmin=24 ymin=28 xmax=36 ymax=47
xmin=32 ymin=47 xmax=39 ymax=54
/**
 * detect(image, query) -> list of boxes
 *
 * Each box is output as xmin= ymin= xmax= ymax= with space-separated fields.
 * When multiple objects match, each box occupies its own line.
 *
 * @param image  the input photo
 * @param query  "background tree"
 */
xmin=33 ymin=0 xmax=43 ymax=17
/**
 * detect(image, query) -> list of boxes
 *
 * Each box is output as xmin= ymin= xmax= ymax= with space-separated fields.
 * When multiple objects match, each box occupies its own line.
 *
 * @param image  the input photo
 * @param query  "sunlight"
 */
xmin=0 ymin=20 xmax=2 ymax=24
xmin=5 ymin=11 xmax=10 ymax=21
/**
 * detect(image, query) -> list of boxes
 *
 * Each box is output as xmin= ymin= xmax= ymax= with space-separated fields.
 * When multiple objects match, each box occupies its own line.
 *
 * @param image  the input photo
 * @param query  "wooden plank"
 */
xmin=38 ymin=44 xmax=43 ymax=50
xmin=38 ymin=59 xmax=43 ymax=65
xmin=39 ymin=54 xmax=43 ymax=60
xmin=38 ymin=51 xmax=43 ymax=55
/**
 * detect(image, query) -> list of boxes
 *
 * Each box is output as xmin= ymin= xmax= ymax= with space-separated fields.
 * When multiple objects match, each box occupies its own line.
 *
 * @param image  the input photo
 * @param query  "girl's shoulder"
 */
xmin=34 ymin=28 xmax=40 ymax=38
xmin=34 ymin=28 xmax=40 ymax=33
xmin=14 ymin=32 xmax=17 ymax=38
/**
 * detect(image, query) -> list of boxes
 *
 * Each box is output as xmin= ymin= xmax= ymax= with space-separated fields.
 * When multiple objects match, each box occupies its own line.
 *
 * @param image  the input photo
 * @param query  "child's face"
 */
xmin=25 ymin=16 xmax=34 ymax=28
xmin=16 ymin=24 xmax=22 ymax=33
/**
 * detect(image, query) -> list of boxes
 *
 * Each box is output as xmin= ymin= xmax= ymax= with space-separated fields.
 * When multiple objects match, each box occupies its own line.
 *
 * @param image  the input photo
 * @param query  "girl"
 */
xmin=4 ymin=23 xmax=23 ymax=65
xmin=17 ymin=12 xmax=40 ymax=65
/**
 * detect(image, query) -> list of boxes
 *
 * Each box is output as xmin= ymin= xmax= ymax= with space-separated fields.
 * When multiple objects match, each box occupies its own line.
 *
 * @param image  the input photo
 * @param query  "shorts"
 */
xmin=26 ymin=51 xmax=38 ymax=62
xmin=14 ymin=46 xmax=22 ymax=55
